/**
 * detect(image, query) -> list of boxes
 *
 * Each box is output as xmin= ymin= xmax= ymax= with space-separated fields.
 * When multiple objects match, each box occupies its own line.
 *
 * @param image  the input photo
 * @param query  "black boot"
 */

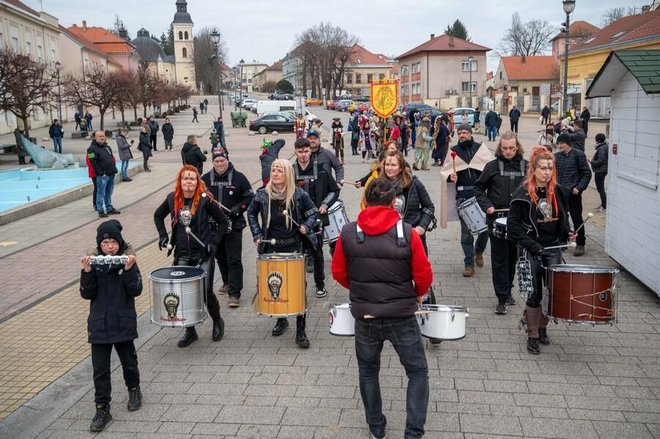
xmin=178 ymin=326 xmax=198 ymax=347
xmin=127 ymin=386 xmax=142 ymax=411
xmin=295 ymin=315 xmax=310 ymax=349
xmin=527 ymin=337 xmax=540 ymax=355
xmin=212 ymin=315 xmax=225 ymax=341
xmin=89 ymin=403 xmax=112 ymax=432
xmin=538 ymin=328 xmax=550 ymax=345
xmin=272 ymin=318 xmax=289 ymax=336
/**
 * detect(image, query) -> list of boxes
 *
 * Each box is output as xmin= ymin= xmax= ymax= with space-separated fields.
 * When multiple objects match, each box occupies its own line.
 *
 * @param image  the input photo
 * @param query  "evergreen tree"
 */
xmin=160 ymin=25 xmax=174 ymax=56
xmin=444 ymin=19 xmax=470 ymax=41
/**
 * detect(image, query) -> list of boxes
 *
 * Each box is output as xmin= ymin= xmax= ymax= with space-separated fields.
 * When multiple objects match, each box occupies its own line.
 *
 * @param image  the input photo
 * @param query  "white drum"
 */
xmin=323 ymin=200 xmax=349 ymax=244
xmin=150 ymin=266 xmax=207 ymax=328
xmin=329 ymin=303 xmax=355 ymax=336
xmin=416 ymin=305 xmax=469 ymax=340
xmin=493 ymin=217 xmax=508 ymax=240
xmin=457 ymin=197 xmax=487 ymax=235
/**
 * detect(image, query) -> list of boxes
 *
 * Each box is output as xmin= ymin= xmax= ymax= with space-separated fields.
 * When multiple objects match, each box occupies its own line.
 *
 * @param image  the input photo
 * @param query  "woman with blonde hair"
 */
xmin=247 ymin=159 xmax=318 ymax=348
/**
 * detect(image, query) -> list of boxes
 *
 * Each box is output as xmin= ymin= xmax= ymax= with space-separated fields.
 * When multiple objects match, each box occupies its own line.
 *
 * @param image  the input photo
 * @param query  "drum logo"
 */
xmin=267 ymin=271 xmax=284 ymax=302
xmin=163 ymin=293 xmax=181 ymax=320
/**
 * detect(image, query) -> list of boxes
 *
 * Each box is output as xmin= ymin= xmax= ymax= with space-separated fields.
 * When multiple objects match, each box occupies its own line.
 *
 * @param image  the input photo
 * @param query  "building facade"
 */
xmin=493 ymin=56 xmax=559 ymax=113
xmin=342 ymin=44 xmax=394 ymax=98
xmin=172 ymin=0 xmax=195 ymax=88
xmin=252 ymin=60 xmax=282 ymax=92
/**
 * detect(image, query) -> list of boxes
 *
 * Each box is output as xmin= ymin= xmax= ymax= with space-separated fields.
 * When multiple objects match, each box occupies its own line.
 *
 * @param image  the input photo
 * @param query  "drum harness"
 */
xmin=209 ymin=169 xmax=234 ymax=234
xmin=497 ymin=158 xmax=525 ymax=218
xmin=355 ymin=219 xmax=407 ymax=248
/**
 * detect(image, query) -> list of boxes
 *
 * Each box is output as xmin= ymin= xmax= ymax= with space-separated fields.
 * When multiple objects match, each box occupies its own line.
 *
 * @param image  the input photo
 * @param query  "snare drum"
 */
xmin=256 ymin=253 xmax=306 ymax=316
xmin=323 ymin=200 xmax=349 ymax=244
xmin=329 ymin=303 xmax=355 ymax=336
xmin=493 ymin=217 xmax=508 ymax=240
xmin=150 ymin=266 xmax=207 ymax=327
xmin=547 ymin=264 xmax=618 ymax=324
xmin=457 ymin=197 xmax=487 ymax=235
xmin=416 ymin=305 xmax=469 ymax=340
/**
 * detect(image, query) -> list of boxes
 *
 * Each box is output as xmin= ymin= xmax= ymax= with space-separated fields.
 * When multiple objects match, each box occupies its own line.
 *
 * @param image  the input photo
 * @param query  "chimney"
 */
xmin=82 ymin=20 xmax=87 ymax=30
xmin=448 ymin=36 xmax=454 ymax=47
xmin=642 ymin=5 xmax=650 ymax=13
xmin=521 ymin=54 xmax=526 ymax=63
xmin=430 ymin=33 xmax=435 ymax=40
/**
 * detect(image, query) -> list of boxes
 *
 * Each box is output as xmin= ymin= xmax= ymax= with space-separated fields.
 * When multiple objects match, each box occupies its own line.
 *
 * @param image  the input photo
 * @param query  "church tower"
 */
xmin=172 ymin=0 xmax=196 ymax=88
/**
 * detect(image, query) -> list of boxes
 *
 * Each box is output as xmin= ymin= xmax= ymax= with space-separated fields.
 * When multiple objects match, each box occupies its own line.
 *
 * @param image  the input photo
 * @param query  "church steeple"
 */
xmin=173 ymin=0 xmax=193 ymax=24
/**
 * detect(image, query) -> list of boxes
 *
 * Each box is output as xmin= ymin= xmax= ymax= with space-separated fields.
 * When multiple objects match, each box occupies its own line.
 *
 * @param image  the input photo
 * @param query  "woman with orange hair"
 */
xmin=154 ymin=165 xmax=229 ymax=348
xmin=507 ymin=149 xmax=573 ymax=355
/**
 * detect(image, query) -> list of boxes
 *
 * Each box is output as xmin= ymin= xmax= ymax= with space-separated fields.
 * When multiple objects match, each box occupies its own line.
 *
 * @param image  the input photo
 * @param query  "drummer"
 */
xmin=507 ymin=148 xmax=573 ymax=355
xmin=307 ymin=129 xmax=344 ymax=187
xmin=292 ymin=138 xmax=339 ymax=298
xmin=474 ymin=131 xmax=528 ymax=315
xmin=201 ymin=150 xmax=254 ymax=308
xmin=246 ymin=159 xmax=319 ymax=348
xmin=153 ymin=165 xmax=229 ymax=348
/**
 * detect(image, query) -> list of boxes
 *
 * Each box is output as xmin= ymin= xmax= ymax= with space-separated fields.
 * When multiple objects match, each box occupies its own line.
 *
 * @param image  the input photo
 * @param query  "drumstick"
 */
xmin=281 ymin=210 xmax=302 ymax=228
xmin=184 ymin=226 xmax=206 ymax=248
xmin=574 ymin=212 xmax=594 ymax=235
xmin=201 ymin=192 xmax=231 ymax=213
xmin=544 ymin=242 xmax=577 ymax=250
xmin=450 ymin=151 xmax=457 ymax=173
xmin=341 ymin=180 xmax=360 ymax=187
xmin=493 ymin=208 xmax=509 ymax=213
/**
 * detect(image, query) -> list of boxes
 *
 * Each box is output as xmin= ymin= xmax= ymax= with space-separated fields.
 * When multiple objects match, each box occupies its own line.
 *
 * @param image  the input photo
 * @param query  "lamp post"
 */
xmin=210 ymin=29 xmax=223 ymax=114
xmin=54 ymin=61 xmax=62 ymax=121
xmin=467 ymin=55 xmax=474 ymax=106
xmin=562 ymin=0 xmax=576 ymax=117
xmin=238 ymin=58 xmax=245 ymax=117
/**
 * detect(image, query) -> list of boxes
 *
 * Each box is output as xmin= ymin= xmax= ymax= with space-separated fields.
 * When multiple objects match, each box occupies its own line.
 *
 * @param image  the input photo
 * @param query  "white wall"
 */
xmin=605 ymin=71 xmax=660 ymax=296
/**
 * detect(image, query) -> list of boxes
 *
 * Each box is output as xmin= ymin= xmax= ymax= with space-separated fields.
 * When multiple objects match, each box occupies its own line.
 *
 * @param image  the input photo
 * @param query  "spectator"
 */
xmin=541 ymin=105 xmax=551 ymax=125
xmin=85 ymin=111 xmax=94 ymax=131
xmin=147 ymin=116 xmax=159 ymax=151
xmin=87 ymin=131 xmax=120 ymax=218
xmin=49 ymin=119 xmax=64 ymax=154
xmin=590 ymin=133 xmax=608 ymax=211
xmin=181 ymin=134 xmax=206 ymax=174
xmin=484 ymin=109 xmax=498 ymax=141
xmin=137 ymin=126 xmax=152 ymax=172
xmin=580 ymin=107 xmax=591 ymax=136
xmin=116 ymin=127 xmax=133 ymax=182
xmin=74 ymin=111 xmax=82 ymax=131
xmin=509 ymin=105 xmax=521 ymax=133
xmin=161 ymin=117 xmax=174 ymax=151
xmin=564 ymin=119 xmax=586 ymax=152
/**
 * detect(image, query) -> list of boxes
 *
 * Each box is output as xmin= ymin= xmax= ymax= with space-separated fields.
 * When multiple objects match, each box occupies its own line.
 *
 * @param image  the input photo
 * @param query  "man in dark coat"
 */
xmin=541 ymin=106 xmax=551 ymax=125
xmin=49 ymin=119 xmax=64 ymax=154
xmin=161 ymin=117 xmax=174 ymax=151
xmin=147 ymin=116 xmax=159 ymax=151
xmin=509 ymin=105 xmax=521 ymax=133
xmin=484 ymin=109 xmax=498 ymax=141
xmin=87 ymin=131 xmax=120 ymax=217
xmin=580 ymin=107 xmax=591 ymax=136
xmin=181 ymin=135 xmax=207 ymax=174
xmin=565 ymin=119 xmax=586 ymax=152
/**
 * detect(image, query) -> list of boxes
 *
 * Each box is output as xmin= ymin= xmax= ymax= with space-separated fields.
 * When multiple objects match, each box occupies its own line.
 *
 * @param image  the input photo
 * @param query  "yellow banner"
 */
xmin=370 ymin=80 xmax=398 ymax=118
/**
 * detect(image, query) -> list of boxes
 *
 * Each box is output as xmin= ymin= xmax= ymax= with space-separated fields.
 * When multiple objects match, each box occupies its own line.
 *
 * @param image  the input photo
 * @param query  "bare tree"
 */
xmin=602 ymin=7 xmax=637 ymax=26
xmin=0 ymin=47 xmax=56 ymax=137
xmin=500 ymin=13 xmax=556 ymax=56
xmin=112 ymin=69 xmax=138 ymax=124
xmin=193 ymin=27 xmax=227 ymax=93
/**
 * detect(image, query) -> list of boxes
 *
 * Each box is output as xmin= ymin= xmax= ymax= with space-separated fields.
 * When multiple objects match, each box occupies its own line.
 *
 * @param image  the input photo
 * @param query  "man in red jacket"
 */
xmin=332 ymin=177 xmax=432 ymax=439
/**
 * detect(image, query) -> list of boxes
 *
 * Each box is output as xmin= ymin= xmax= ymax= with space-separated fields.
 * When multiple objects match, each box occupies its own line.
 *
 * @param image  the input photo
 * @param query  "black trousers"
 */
xmin=303 ymin=237 xmax=325 ymax=289
xmin=568 ymin=193 xmax=586 ymax=246
xmin=215 ymin=229 xmax=244 ymax=298
xmin=150 ymin=135 xmax=157 ymax=150
xmin=174 ymin=254 xmax=221 ymax=324
xmin=594 ymin=173 xmax=607 ymax=209
xmin=511 ymin=120 xmax=519 ymax=133
xmin=490 ymin=234 xmax=517 ymax=301
xmin=92 ymin=341 xmax=140 ymax=405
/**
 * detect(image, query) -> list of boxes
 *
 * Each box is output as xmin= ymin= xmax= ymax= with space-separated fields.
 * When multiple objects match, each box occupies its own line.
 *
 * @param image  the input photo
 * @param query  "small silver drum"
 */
xmin=416 ymin=305 xmax=469 ymax=340
xmin=323 ymin=200 xmax=349 ymax=244
xmin=150 ymin=266 xmax=207 ymax=328
xmin=457 ymin=197 xmax=487 ymax=235
xmin=493 ymin=217 xmax=508 ymax=240
xmin=329 ymin=303 xmax=355 ymax=336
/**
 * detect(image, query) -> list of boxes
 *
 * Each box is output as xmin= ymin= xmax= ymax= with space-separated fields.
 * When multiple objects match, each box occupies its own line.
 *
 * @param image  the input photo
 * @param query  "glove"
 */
xmin=230 ymin=205 xmax=243 ymax=218
xmin=158 ymin=234 xmax=169 ymax=251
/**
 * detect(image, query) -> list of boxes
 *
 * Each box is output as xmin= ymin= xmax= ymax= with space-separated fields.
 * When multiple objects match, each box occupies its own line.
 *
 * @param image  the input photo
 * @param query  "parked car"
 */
xmin=451 ymin=107 xmax=475 ymax=126
xmin=242 ymin=98 xmax=257 ymax=109
xmin=249 ymin=113 xmax=295 ymax=134
xmin=326 ymin=100 xmax=338 ymax=110
xmin=305 ymin=97 xmax=322 ymax=106
xmin=333 ymin=100 xmax=351 ymax=112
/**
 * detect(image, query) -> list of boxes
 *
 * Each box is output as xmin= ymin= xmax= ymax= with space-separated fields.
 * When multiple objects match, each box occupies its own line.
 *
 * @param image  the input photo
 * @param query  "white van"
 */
xmin=256 ymin=100 xmax=297 ymax=116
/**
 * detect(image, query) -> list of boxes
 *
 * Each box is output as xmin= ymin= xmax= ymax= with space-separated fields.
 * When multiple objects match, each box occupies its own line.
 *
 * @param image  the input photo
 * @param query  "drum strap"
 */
xmin=498 ymin=159 xmax=525 ymax=198
xmin=355 ymin=220 xmax=407 ymax=247
xmin=209 ymin=169 xmax=233 ymax=204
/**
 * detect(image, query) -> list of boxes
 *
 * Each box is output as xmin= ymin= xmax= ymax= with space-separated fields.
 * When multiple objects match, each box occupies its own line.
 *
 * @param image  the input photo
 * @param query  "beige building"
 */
xmin=172 ymin=0 xmax=195 ymax=88
xmin=132 ymin=28 xmax=176 ymax=85
xmin=240 ymin=61 xmax=269 ymax=93
xmin=396 ymin=34 xmax=490 ymax=110
xmin=0 ymin=0 xmax=61 ymax=134
xmin=343 ymin=44 xmax=394 ymax=97
xmin=493 ymin=56 xmax=559 ymax=113
xmin=252 ymin=60 xmax=282 ymax=92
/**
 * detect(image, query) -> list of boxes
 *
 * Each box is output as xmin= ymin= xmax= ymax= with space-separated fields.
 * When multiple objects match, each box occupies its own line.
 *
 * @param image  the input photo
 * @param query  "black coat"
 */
xmin=87 ymin=140 xmax=117 ymax=177
xmin=484 ymin=111 xmax=498 ymax=128
xmin=397 ymin=176 xmax=435 ymax=230
xmin=80 ymin=246 xmax=142 ymax=344
xmin=161 ymin=122 xmax=174 ymax=141
xmin=138 ymin=132 xmax=152 ymax=158
xmin=591 ymin=142 xmax=608 ymax=174
xmin=201 ymin=164 xmax=254 ymax=231
xmin=259 ymin=139 xmax=286 ymax=182
xmin=181 ymin=142 xmax=207 ymax=174
xmin=509 ymin=108 xmax=521 ymax=122
xmin=555 ymin=148 xmax=592 ymax=192
xmin=475 ymin=155 xmax=528 ymax=213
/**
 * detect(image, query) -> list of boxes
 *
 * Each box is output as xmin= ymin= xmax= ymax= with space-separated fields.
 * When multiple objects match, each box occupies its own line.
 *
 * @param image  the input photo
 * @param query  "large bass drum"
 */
xmin=150 ymin=266 xmax=207 ymax=327
xmin=255 ymin=253 xmax=306 ymax=316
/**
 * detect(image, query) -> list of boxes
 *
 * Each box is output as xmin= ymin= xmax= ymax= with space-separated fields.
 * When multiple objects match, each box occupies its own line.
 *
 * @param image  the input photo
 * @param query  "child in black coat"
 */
xmin=80 ymin=220 xmax=143 ymax=432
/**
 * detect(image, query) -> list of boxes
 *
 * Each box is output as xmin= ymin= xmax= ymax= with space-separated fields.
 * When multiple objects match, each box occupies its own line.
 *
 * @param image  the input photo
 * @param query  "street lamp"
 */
xmin=54 ymin=61 xmax=62 ymax=121
xmin=238 ymin=58 xmax=245 ymax=116
xmin=210 ymin=29 xmax=223 ymax=113
xmin=562 ymin=0 xmax=576 ymax=117
xmin=467 ymin=55 xmax=474 ymax=106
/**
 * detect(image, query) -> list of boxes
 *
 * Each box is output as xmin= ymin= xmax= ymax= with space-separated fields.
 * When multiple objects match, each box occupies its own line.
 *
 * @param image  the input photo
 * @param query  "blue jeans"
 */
xmin=487 ymin=126 xmax=497 ymax=141
xmin=52 ymin=137 xmax=62 ymax=154
xmin=96 ymin=175 xmax=115 ymax=213
xmin=458 ymin=210 xmax=489 ymax=267
xmin=121 ymin=160 xmax=129 ymax=179
xmin=355 ymin=316 xmax=428 ymax=439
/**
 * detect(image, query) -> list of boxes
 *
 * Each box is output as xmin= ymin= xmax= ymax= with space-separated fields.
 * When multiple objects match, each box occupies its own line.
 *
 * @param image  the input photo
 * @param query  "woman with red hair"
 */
xmin=154 ymin=165 xmax=229 ymax=348
xmin=507 ymin=149 xmax=573 ymax=355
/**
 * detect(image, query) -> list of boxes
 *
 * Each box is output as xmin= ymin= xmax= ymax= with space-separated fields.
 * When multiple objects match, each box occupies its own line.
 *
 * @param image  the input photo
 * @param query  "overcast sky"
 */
xmin=29 ymin=0 xmax=643 ymax=71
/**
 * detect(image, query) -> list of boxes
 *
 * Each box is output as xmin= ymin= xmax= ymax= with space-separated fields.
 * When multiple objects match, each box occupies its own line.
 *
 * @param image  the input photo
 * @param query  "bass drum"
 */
xmin=416 ymin=305 xmax=469 ymax=340
xmin=150 ymin=266 xmax=207 ymax=328
xmin=255 ymin=253 xmax=306 ymax=316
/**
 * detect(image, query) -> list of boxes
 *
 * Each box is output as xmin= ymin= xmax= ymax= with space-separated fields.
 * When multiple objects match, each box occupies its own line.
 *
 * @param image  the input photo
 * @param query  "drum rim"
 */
xmin=458 ymin=197 xmax=478 ymax=208
xmin=547 ymin=264 xmax=619 ymax=274
xmin=327 ymin=199 xmax=345 ymax=213
xmin=495 ymin=218 xmax=507 ymax=225
xmin=418 ymin=304 xmax=469 ymax=312
xmin=257 ymin=252 xmax=304 ymax=260
xmin=332 ymin=303 xmax=351 ymax=309
xmin=149 ymin=265 xmax=206 ymax=280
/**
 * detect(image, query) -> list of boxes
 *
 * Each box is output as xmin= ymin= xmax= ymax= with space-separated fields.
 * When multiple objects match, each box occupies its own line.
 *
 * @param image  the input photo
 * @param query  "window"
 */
xmin=184 ymin=31 xmax=189 ymax=40
xmin=412 ymin=62 xmax=421 ymax=73
xmin=36 ymin=45 xmax=43 ymax=62
xmin=355 ymin=74 xmax=362 ymax=84
xmin=25 ymin=41 xmax=31 ymax=55
xmin=379 ymin=73 xmax=385 ymax=80
xmin=178 ymin=31 xmax=183 ymax=40
xmin=462 ymin=60 xmax=477 ymax=72
xmin=500 ymin=71 xmax=503 ymax=80
xmin=11 ymin=37 xmax=19 ymax=52
xmin=346 ymin=73 xmax=352 ymax=84
xmin=367 ymin=74 xmax=373 ymax=83
xmin=461 ymin=82 xmax=477 ymax=92
xmin=401 ymin=65 xmax=409 ymax=76
xmin=182 ymin=47 xmax=187 ymax=58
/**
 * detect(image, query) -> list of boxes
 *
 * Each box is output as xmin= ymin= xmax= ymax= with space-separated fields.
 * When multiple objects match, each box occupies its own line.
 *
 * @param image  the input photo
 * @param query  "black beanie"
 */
xmin=96 ymin=219 xmax=124 ymax=246
xmin=556 ymin=133 xmax=570 ymax=145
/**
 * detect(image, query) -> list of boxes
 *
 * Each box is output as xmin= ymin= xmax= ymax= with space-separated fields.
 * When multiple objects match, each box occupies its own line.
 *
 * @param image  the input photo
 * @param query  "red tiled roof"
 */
xmin=59 ymin=25 xmax=109 ymax=59
xmin=570 ymin=10 xmax=660 ymax=53
xmin=265 ymin=59 xmax=283 ymax=71
xmin=501 ymin=56 xmax=558 ymax=81
xmin=550 ymin=21 xmax=600 ymax=41
xmin=486 ymin=71 xmax=494 ymax=80
xmin=67 ymin=24 xmax=135 ymax=55
xmin=396 ymin=34 xmax=490 ymax=60
xmin=348 ymin=44 xmax=390 ymax=66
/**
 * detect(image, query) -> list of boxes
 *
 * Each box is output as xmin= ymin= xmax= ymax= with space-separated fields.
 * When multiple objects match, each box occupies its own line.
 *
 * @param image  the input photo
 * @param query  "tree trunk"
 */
xmin=99 ymin=109 xmax=106 ymax=131
xmin=133 ymin=106 xmax=138 ymax=123
xmin=121 ymin=109 xmax=126 ymax=123
xmin=21 ymin=115 xmax=31 ymax=138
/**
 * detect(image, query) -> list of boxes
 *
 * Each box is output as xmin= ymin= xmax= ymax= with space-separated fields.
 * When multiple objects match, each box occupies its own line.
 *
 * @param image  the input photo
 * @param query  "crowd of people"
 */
xmin=76 ymin=103 xmax=610 ymax=437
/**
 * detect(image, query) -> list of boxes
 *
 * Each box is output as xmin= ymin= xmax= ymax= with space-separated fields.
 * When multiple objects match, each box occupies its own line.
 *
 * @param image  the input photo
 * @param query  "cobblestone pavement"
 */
xmin=0 ymin=104 xmax=658 ymax=438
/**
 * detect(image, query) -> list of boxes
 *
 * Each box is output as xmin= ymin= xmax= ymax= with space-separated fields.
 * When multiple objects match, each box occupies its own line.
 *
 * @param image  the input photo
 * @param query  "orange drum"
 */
xmin=547 ymin=264 xmax=618 ymax=324
xmin=255 ymin=253 xmax=306 ymax=316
